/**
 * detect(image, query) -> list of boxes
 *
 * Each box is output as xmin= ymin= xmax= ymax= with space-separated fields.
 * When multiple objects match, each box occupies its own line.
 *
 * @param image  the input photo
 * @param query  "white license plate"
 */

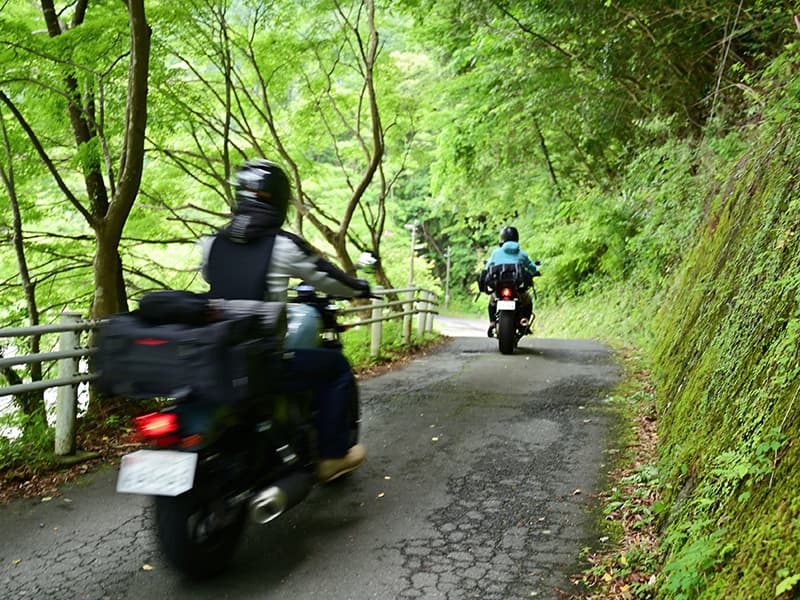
xmin=497 ymin=300 xmax=516 ymax=311
xmin=116 ymin=450 xmax=198 ymax=496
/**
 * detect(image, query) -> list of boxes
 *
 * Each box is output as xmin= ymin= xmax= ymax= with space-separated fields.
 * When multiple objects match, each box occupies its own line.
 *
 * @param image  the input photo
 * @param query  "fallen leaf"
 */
xmin=142 ymin=564 xmax=155 ymax=571
xmin=431 ymin=437 xmax=439 ymax=442
xmin=384 ymin=475 xmax=391 ymax=480
xmin=12 ymin=559 xmax=21 ymax=566
xmin=377 ymin=492 xmax=385 ymax=498
xmin=41 ymin=497 xmax=52 ymax=503
xmin=573 ymin=489 xmax=582 ymax=495
xmin=602 ymin=572 xmax=613 ymax=582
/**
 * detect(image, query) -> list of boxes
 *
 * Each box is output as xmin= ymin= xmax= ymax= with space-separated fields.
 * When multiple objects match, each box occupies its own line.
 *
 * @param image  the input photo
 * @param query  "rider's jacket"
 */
xmin=200 ymin=231 xmax=369 ymax=302
xmin=486 ymin=241 xmax=540 ymax=276
xmin=199 ymin=193 xmax=368 ymax=301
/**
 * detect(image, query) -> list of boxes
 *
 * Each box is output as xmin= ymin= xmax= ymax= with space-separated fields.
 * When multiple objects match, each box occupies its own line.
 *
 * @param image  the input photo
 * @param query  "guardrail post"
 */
xmin=370 ymin=291 xmax=383 ymax=358
xmin=417 ymin=290 xmax=426 ymax=338
xmin=403 ymin=290 xmax=413 ymax=344
xmin=425 ymin=292 xmax=435 ymax=332
xmin=55 ymin=311 xmax=81 ymax=456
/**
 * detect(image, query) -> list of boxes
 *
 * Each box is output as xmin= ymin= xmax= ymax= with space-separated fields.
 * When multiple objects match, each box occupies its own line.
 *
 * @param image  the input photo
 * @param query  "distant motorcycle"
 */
xmin=477 ymin=262 xmax=541 ymax=354
xmin=95 ymin=287 xmax=359 ymax=578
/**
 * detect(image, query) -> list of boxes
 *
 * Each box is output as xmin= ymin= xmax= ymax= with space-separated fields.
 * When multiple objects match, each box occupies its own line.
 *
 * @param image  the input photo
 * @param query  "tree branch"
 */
xmin=0 ymin=91 xmax=94 ymax=224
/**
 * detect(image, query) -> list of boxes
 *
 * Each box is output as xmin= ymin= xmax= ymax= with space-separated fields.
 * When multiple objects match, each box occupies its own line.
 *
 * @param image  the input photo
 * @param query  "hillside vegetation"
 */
xmin=650 ymin=78 xmax=800 ymax=597
xmin=536 ymin=48 xmax=800 ymax=598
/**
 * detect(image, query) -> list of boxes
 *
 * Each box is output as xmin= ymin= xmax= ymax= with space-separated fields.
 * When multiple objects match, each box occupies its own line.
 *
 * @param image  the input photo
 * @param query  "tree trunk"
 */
xmin=92 ymin=230 xmax=129 ymax=318
xmin=0 ymin=107 xmax=46 ymax=423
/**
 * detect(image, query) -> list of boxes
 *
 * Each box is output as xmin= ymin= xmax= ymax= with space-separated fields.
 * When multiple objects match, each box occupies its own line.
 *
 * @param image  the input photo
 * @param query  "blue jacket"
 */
xmin=486 ymin=241 xmax=539 ymax=276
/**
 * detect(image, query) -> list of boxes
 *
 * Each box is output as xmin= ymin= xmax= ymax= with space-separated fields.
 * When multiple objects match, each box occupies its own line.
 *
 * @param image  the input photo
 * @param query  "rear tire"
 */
xmin=155 ymin=487 xmax=247 ymax=579
xmin=497 ymin=311 xmax=515 ymax=355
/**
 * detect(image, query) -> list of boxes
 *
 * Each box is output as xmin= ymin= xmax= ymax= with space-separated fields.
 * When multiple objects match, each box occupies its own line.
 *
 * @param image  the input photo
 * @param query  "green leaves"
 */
xmin=776 ymin=572 xmax=800 ymax=597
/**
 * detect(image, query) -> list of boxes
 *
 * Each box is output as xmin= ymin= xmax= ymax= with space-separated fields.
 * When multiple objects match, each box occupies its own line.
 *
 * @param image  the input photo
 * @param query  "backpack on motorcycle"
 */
xmin=95 ymin=305 xmax=284 ymax=405
xmin=138 ymin=290 xmax=211 ymax=325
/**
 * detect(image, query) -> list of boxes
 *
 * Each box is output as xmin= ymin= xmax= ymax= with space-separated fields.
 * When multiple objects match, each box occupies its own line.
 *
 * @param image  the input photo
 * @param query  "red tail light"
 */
xmin=134 ymin=412 xmax=179 ymax=438
xmin=134 ymin=338 xmax=169 ymax=345
xmin=501 ymin=287 xmax=513 ymax=298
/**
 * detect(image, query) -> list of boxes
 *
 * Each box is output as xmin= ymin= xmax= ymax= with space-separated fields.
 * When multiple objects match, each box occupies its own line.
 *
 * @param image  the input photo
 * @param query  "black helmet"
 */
xmin=500 ymin=226 xmax=519 ymax=244
xmin=234 ymin=159 xmax=291 ymax=219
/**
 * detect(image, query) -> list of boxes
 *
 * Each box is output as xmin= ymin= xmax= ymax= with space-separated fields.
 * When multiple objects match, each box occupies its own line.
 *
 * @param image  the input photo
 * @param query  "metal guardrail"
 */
xmin=0 ymin=288 xmax=439 ymax=456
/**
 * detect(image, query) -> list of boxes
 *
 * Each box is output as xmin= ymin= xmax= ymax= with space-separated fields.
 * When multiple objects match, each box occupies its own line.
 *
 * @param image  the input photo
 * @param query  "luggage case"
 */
xmin=95 ymin=300 xmax=282 ymax=404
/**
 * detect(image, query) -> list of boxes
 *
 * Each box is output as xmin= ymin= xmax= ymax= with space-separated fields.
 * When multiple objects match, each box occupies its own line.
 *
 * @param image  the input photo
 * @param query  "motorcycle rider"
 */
xmin=200 ymin=159 xmax=370 ymax=483
xmin=484 ymin=226 xmax=540 ymax=338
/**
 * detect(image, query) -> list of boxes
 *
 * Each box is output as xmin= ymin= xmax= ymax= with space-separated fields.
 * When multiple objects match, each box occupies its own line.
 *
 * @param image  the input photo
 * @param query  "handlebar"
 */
xmin=289 ymin=285 xmax=376 ymax=303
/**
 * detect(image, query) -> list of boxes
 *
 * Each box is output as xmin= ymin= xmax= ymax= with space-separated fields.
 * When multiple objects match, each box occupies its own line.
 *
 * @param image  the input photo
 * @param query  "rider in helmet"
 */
xmin=484 ymin=226 xmax=540 ymax=338
xmin=200 ymin=159 xmax=371 ymax=482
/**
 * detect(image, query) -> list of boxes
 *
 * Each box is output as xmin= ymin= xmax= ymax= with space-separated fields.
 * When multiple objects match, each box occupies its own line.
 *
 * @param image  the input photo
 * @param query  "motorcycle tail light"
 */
xmin=501 ymin=287 xmax=513 ymax=298
xmin=134 ymin=412 xmax=179 ymax=440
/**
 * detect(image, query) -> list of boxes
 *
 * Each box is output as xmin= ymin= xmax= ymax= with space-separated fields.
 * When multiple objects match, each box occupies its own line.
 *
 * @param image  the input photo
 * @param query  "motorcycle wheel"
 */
xmin=497 ymin=311 xmax=515 ymax=355
xmin=155 ymin=488 xmax=247 ymax=579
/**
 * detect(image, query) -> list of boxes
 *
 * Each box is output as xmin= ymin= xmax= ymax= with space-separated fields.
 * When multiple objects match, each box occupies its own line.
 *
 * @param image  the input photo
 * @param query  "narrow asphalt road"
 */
xmin=1 ymin=320 xmax=620 ymax=600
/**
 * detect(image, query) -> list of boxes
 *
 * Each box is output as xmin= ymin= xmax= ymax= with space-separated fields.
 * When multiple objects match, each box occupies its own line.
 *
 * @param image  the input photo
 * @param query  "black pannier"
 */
xmin=477 ymin=263 xmax=533 ymax=293
xmin=95 ymin=304 xmax=283 ymax=404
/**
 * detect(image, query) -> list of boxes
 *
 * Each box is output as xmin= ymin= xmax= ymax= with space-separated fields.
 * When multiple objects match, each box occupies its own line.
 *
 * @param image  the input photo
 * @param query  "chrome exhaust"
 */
xmin=519 ymin=318 xmax=529 ymax=327
xmin=249 ymin=472 xmax=313 ymax=525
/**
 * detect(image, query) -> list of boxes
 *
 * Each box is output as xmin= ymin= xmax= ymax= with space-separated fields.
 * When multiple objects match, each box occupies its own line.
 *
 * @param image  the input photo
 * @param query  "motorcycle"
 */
xmin=95 ymin=287 xmax=359 ymax=578
xmin=477 ymin=262 xmax=541 ymax=355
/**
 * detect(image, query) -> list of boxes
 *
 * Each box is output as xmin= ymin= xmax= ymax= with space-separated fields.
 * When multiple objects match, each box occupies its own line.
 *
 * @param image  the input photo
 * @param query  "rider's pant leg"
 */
xmin=281 ymin=348 xmax=355 ymax=459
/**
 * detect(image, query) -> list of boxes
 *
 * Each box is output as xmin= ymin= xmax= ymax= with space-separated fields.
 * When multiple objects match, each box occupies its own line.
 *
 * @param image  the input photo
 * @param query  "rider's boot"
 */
xmin=317 ymin=444 xmax=366 ymax=483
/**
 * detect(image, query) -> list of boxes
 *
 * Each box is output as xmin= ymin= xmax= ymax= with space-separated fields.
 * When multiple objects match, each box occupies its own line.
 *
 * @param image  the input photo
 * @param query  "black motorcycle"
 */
xmin=96 ymin=288 xmax=358 ymax=578
xmin=477 ymin=262 xmax=541 ymax=354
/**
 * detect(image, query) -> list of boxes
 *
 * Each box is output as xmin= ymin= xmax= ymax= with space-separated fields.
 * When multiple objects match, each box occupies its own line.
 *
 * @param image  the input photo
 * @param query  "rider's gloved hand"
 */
xmin=353 ymin=279 xmax=372 ymax=298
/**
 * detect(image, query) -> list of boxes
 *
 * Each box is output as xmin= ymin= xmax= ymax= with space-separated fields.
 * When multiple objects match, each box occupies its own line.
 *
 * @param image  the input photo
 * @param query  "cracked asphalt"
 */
xmin=1 ymin=326 xmax=619 ymax=599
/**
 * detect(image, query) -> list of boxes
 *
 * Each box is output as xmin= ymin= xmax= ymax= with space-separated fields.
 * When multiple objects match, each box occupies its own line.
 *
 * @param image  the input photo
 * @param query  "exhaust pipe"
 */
xmin=249 ymin=471 xmax=313 ymax=524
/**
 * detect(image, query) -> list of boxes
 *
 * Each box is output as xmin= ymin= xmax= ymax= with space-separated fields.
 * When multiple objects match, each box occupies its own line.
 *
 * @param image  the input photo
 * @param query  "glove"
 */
xmin=354 ymin=278 xmax=372 ymax=297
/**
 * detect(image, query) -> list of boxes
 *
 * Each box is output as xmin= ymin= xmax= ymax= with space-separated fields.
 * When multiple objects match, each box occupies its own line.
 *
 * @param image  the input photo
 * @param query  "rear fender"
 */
xmin=163 ymin=401 xmax=239 ymax=451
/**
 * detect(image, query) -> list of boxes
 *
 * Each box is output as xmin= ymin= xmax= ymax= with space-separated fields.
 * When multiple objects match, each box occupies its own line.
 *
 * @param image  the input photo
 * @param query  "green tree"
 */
xmin=145 ymin=0 xmax=420 ymax=291
xmin=0 ymin=0 xmax=151 ymax=320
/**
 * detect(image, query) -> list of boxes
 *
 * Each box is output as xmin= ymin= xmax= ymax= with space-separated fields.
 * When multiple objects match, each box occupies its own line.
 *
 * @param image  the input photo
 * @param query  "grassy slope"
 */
xmin=650 ymin=117 xmax=800 ymax=599
xmin=535 ymin=57 xmax=800 ymax=600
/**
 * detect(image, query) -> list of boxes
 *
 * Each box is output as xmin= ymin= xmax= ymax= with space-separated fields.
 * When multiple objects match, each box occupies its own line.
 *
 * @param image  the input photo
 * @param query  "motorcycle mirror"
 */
xmin=357 ymin=251 xmax=379 ymax=272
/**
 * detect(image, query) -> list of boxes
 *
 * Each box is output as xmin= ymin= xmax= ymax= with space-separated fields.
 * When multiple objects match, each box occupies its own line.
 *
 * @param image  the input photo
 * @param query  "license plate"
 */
xmin=116 ymin=450 xmax=198 ymax=496
xmin=497 ymin=300 xmax=516 ymax=311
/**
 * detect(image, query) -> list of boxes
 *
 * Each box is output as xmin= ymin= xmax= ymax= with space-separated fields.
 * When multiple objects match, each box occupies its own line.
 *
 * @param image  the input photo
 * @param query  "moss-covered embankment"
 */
xmin=651 ymin=107 xmax=800 ymax=596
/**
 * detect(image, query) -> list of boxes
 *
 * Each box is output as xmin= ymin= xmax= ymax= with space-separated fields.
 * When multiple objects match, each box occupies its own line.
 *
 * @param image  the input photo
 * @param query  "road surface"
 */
xmin=1 ymin=319 xmax=619 ymax=599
